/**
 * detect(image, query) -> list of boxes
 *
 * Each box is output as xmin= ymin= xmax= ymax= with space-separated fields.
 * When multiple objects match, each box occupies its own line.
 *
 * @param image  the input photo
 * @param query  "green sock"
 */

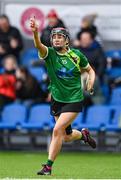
xmin=47 ymin=159 xmax=54 ymax=167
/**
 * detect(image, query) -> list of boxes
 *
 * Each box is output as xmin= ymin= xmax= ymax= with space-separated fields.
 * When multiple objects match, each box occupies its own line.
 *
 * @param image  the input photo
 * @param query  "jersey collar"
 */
xmin=56 ymin=48 xmax=71 ymax=56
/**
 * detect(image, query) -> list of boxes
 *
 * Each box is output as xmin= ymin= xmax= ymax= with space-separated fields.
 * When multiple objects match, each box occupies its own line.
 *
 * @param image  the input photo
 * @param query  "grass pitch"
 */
xmin=0 ymin=151 xmax=121 ymax=179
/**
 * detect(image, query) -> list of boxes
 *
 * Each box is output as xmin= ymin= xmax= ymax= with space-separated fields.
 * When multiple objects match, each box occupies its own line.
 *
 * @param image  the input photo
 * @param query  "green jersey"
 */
xmin=38 ymin=47 xmax=89 ymax=103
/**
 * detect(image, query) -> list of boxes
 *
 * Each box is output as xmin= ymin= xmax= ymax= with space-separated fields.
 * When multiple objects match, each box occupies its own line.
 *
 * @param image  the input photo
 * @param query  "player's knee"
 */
xmin=53 ymin=127 xmax=58 ymax=136
xmin=53 ymin=126 xmax=64 ymax=137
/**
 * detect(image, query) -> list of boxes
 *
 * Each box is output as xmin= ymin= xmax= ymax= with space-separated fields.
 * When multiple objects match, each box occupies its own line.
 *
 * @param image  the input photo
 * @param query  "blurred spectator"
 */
xmin=79 ymin=14 xmax=98 ymax=38
xmin=0 ymin=14 xmax=23 ymax=64
xmin=41 ymin=9 xmax=66 ymax=46
xmin=73 ymin=13 xmax=101 ymax=47
xmin=16 ymin=66 xmax=49 ymax=103
xmin=74 ymin=30 xmax=106 ymax=83
xmin=0 ymin=55 xmax=17 ymax=108
xmin=74 ymin=30 xmax=106 ymax=104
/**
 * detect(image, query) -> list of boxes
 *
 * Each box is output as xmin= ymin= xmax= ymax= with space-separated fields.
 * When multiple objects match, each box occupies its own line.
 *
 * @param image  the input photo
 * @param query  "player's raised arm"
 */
xmin=30 ymin=16 xmax=48 ymax=58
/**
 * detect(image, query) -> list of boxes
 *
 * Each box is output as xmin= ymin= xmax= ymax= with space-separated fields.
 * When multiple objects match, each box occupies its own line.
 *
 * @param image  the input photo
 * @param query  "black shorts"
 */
xmin=50 ymin=97 xmax=83 ymax=135
xmin=50 ymin=97 xmax=83 ymax=116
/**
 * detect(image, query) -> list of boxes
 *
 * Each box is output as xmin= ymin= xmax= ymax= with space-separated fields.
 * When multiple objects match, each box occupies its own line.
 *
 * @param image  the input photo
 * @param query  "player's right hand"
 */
xmin=30 ymin=16 xmax=38 ymax=32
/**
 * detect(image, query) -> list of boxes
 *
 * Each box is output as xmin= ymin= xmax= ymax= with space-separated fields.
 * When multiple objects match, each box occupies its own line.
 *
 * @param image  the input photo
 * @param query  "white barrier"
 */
xmin=1 ymin=3 xmax=121 ymax=41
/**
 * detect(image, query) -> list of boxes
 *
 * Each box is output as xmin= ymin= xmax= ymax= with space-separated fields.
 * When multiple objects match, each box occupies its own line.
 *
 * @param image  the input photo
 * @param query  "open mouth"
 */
xmin=54 ymin=43 xmax=60 ymax=46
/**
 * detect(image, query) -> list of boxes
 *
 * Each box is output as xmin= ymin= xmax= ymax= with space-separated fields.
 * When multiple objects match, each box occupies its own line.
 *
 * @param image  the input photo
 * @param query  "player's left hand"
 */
xmin=86 ymin=79 xmax=94 ymax=95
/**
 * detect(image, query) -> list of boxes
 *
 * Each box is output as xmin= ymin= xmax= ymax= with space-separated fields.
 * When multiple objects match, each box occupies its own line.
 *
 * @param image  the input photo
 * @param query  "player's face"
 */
xmin=52 ymin=34 xmax=66 ymax=48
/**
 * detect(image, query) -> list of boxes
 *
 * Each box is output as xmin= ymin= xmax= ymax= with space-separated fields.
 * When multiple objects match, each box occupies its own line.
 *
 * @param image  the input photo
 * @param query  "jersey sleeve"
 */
xmin=38 ymin=47 xmax=49 ymax=60
xmin=79 ymin=51 xmax=89 ymax=69
xmin=38 ymin=47 xmax=54 ymax=61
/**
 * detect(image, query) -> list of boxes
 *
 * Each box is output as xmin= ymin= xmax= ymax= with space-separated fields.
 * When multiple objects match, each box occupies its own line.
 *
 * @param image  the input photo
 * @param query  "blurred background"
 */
xmin=0 ymin=0 xmax=121 ymax=153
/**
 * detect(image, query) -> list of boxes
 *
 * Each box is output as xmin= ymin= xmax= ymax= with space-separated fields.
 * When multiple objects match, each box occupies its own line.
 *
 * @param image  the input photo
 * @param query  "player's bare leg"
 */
xmin=54 ymin=116 xmax=82 ymax=142
xmin=48 ymin=112 xmax=78 ymax=161
xmin=37 ymin=113 xmax=96 ymax=175
xmin=54 ymin=116 xmax=96 ymax=147
xmin=37 ymin=112 xmax=78 ymax=175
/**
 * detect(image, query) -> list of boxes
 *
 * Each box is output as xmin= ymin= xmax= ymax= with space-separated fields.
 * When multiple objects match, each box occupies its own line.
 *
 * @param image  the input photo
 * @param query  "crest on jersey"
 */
xmin=62 ymin=60 xmax=67 ymax=64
